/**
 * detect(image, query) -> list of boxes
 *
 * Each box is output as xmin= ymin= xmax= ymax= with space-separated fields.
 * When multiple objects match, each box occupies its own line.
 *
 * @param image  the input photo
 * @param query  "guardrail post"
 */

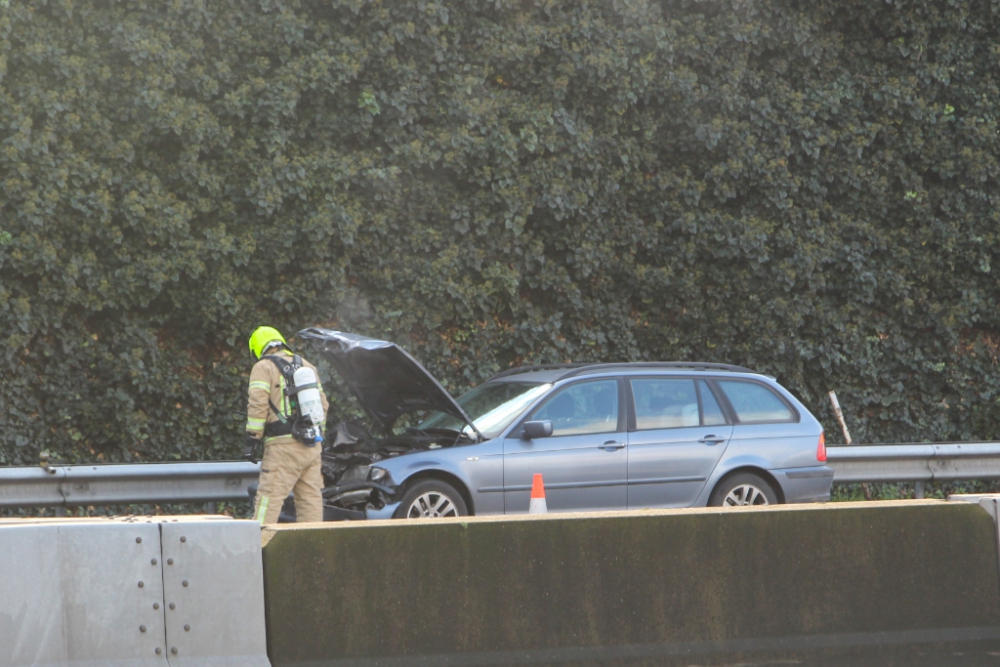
xmin=915 ymin=481 xmax=925 ymax=499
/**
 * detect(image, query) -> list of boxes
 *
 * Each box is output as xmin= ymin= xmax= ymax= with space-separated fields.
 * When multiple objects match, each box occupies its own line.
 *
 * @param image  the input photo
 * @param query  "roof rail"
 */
xmin=486 ymin=363 xmax=590 ymax=382
xmin=556 ymin=362 xmax=758 ymax=380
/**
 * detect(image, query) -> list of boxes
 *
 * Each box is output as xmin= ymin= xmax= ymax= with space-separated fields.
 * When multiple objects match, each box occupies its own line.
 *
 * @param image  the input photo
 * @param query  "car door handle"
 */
xmin=600 ymin=441 xmax=626 ymax=451
xmin=698 ymin=435 xmax=726 ymax=445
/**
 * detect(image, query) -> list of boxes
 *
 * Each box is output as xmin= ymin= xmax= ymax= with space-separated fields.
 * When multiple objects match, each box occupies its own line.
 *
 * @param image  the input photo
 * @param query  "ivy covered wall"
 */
xmin=2 ymin=0 xmax=999 ymax=466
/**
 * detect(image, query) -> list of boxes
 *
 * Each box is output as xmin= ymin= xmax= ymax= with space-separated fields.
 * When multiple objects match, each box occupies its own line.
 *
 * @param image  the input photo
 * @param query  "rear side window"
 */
xmin=717 ymin=381 xmax=794 ymax=423
xmin=631 ymin=379 xmax=699 ymax=429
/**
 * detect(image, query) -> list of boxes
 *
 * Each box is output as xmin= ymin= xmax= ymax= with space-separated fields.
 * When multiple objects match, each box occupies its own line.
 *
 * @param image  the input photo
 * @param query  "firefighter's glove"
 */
xmin=243 ymin=435 xmax=260 ymax=463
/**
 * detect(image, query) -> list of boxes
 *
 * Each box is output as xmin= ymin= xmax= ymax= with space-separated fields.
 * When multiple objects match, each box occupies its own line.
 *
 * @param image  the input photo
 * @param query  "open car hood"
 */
xmin=296 ymin=328 xmax=480 ymax=437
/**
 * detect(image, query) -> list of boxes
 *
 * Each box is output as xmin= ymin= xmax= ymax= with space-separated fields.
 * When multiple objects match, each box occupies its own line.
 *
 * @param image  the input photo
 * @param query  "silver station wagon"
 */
xmin=297 ymin=329 xmax=833 ymax=520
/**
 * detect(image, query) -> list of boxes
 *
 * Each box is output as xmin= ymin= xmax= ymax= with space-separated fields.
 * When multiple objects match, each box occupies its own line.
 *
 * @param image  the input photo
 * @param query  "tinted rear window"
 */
xmin=717 ymin=381 xmax=794 ymax=423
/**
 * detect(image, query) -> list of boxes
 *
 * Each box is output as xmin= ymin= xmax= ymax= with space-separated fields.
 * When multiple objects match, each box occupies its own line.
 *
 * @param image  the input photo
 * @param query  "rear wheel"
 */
xmin=709 ymin=473 xmax=778 ymax=507
xmin=394 ymin=479 xmax=468 ymax=519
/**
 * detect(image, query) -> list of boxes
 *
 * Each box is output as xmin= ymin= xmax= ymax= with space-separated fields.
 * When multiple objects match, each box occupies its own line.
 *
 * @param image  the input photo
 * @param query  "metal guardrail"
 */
xmin=1 ymin=443 xmax=999 ymax=509
xmin=827 ymin=443 xmax=1000 ymax=482
xmin=0 ymin=461 xmax=260 ymax=509
xmin=827 ymin=442 xmax=1000 ymax=497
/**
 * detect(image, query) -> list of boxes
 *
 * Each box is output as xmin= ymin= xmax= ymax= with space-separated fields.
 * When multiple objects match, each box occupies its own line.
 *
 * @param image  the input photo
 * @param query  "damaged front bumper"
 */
xmin=323 ymin=502 xmax=400 ymax=521
xmin=250 ymin=472 xmax=401 ymax=523
xmin=321 ymin=480 xmax=399 ymax=521
xmin=363 ymin=502 xmax=402 ymax=520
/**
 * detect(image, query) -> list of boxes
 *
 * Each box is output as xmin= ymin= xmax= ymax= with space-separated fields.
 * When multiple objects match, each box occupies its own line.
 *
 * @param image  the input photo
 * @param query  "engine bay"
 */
xmin=319 ymin=418 xmax=471 ymax=517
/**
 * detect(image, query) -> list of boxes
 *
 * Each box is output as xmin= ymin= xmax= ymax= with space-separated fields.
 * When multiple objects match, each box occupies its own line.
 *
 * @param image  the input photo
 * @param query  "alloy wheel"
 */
xmin=722 ymin=484 xmax=770 ymax=506
xmin=405 ymin=491 xmax=459 ymax=518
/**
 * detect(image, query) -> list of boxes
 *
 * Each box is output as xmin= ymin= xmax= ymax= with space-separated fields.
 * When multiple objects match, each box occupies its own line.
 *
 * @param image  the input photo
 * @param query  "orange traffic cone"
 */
xmin=529 ymin=473 xmax=547 ymax=514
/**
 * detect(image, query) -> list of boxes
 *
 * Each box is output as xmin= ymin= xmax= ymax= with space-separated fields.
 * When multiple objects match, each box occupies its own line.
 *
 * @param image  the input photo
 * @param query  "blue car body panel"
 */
xmin=298 ymin=331 xmax=831 ymax=518
xmin=368 ymin=369 xmax=831 ymax=516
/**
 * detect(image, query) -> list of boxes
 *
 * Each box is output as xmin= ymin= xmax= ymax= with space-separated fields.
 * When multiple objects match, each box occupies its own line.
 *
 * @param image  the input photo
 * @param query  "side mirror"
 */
xmin=522 ymin=421 xmax=553 ymax=440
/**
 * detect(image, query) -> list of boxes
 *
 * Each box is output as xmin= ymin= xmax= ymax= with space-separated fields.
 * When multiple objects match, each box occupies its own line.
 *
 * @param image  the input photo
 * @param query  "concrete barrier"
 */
xmin=0 ymin=516 xmax=270 ymax=667
xmin=0 ymin=520 xmax=169 ymax=666
xmin=261 ymin=501 xmax=1000 ymax=666
xmin=160 ymin=521 xmax=270 ymax=666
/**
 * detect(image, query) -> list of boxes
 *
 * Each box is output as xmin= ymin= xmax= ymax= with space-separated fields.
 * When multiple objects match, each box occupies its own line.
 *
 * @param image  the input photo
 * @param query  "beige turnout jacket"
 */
xmin=246 ymin=349 xmax=330 ymax=444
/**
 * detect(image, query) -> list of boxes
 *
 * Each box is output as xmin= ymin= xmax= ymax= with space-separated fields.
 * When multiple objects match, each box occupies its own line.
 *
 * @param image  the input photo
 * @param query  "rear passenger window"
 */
xmin=631 ymin=379 xmax=699 ymax=429
xmin=717 ymin=381 xmax=794 ymax=423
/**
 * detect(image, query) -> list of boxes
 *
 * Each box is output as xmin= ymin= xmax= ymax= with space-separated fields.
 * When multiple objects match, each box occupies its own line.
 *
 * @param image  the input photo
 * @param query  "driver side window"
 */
xmin=531 ymin=380 xmax=619 ymax=437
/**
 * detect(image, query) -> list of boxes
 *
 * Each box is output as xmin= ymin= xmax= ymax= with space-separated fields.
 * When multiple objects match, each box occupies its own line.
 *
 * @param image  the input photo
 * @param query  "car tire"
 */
xmin=393 ymin=479 xmax=469 ymax=519
xmin=708 ymin=472 xmax=778 ymax=507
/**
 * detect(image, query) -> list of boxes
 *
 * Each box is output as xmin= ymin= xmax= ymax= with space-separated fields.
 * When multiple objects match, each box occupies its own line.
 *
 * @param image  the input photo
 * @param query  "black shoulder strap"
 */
xmin=262 ymin=353 xmax=292 ymax=373
xmin=262 ymin=354 xmax=304 ymax=423
xmin=268 ymin=398 xmax=287 ymax=424
xmin=262 ymin=354 xmax=302 ymax=380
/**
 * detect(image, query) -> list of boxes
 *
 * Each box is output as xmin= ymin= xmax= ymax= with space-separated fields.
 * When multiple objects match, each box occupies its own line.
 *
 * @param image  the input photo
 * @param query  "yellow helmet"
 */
xmin=248 ymin=326 xmax=288 ymax=360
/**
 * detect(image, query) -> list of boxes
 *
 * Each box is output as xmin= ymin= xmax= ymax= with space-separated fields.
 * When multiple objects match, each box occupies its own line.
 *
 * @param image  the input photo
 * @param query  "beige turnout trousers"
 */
xmin=252 ymin=439 xmax=324 ymax=524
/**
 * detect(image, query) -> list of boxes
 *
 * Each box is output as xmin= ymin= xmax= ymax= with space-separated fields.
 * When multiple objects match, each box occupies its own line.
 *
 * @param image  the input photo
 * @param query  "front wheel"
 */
xmin=393 ymin=479 xmax=469 ymax=519
xmin=708 ymin=473 xmax=778 ymax=507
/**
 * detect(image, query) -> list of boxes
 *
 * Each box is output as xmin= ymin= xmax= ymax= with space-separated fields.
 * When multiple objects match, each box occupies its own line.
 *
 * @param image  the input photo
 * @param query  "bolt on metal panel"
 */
xmin=159 ymin=520 xmax=271 ymax=667
xmin=0 ymin=521 xmax=169 ymax=667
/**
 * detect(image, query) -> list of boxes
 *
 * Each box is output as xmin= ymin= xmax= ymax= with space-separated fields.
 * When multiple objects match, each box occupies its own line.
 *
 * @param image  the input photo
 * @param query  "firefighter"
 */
xmin=246 ymin=326 xmax=330 ymax=524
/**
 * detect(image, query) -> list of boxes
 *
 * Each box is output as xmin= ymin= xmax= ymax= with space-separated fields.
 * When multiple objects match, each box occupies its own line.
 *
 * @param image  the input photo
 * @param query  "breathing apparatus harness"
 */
xmin=262 ymin=353 xmax=325 ymax=446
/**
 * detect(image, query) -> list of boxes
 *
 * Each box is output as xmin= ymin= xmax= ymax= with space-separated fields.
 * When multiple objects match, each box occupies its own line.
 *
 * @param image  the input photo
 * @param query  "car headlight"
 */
xmin=368 ymin=467 xmax=390 ymax=483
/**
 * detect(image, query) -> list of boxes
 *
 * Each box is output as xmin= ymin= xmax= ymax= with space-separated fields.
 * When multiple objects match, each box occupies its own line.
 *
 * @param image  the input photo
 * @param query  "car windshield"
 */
xmin=418 ymin=381 xmax=552 ymax=439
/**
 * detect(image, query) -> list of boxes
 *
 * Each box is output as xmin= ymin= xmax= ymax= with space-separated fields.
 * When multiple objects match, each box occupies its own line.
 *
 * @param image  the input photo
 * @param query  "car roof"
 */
xmin=489 ymin=369 xmax=571 ymax=384
xmin=487 ymin=362 xmax=770 ymax=385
